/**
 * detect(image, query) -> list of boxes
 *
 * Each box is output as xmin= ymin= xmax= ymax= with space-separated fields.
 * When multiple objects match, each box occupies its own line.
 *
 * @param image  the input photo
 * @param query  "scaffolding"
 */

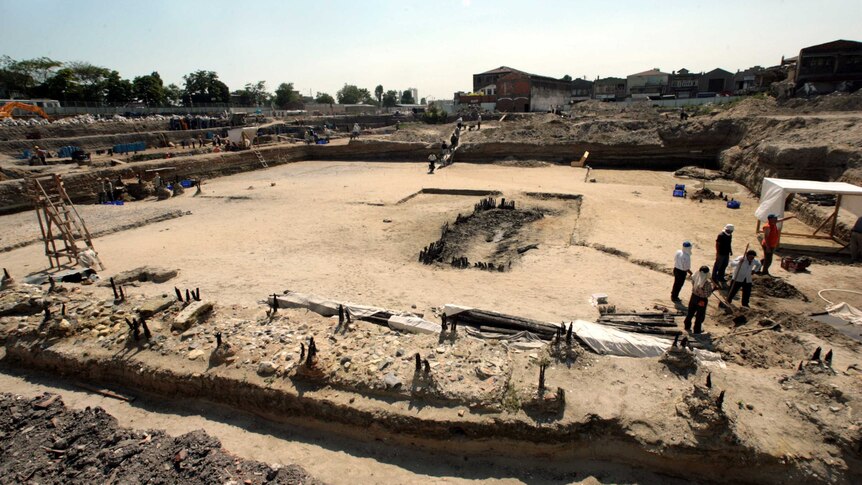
xmin=28 ymin=174 xmax=103 ymax=270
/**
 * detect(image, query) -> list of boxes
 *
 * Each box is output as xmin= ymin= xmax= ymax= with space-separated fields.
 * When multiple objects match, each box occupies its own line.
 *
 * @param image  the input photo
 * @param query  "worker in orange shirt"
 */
xmin=761 ymin=213 xmax=795 ymax=275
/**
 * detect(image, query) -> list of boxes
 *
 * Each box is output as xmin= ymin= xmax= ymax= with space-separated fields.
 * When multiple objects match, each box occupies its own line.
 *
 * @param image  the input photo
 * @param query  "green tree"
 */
xmin=182 ymin=70 xmax=229 ymax=105
xmin=561 ymin=74 xmax=573 ymax=81
xmin=0 ymin=56 xmax=62 ymax=96
xmin=420 ymin=97 xmax=426 ymax=105
xmin=374 ymin=84 xmax=383 ymax=106
xmin=132 ymin=72 xmax=167 ymax=106
xmin=382 ymin=90 xmax=398 ymax=108
xmin=234 ymin=81 xmax=270 ymax=106
xmin=104 ymin=71 xmax=133 ymax=104
xmin=165 ymin=83 xmax=183 ymax=106
xmin=274 ymin=82 xmax=301 ymax=108
xmin=40 ymin=68 xmax=80 ymax=101
xmin=315 ymin=92 xmax=335 ymax=104
xmin=400 ymin=89 xmax=415 ymax=104
xmin=337 ymin=84 xmax=361 ymax=104
xmin=336 ymin=84 xmax=374 ymax=104
xmin=68 ymin=61 xmax=112 ymax=101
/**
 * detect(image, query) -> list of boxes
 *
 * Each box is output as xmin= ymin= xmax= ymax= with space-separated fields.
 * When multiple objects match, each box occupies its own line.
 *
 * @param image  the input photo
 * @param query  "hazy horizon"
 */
xmin=2 ymin=0 xmax=861 ymax=100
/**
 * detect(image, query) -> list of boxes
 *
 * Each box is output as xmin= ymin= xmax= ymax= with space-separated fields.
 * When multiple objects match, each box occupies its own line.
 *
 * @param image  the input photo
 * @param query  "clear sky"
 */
xmin=1 ymin=0 xmax=860 ymax=100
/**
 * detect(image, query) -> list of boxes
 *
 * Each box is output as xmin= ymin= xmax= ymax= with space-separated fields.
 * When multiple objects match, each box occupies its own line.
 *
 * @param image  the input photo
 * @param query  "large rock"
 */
xmin=100 ymin=266 xmax=178 ymax=286
xmin=171 ymin=300 xmax=213 ymax=332
xmin=383 ymin=372 xmax=402 ymax=390
xmin=138 ymin=294 xmax=175 ymax=318
xmin=257 ymin=361 xmax=278 ymax=376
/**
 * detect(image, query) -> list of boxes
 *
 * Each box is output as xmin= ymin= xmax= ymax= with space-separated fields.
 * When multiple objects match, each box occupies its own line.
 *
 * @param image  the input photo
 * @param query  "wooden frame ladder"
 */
xmin=29 ymin=174 xmax=104 ymax=270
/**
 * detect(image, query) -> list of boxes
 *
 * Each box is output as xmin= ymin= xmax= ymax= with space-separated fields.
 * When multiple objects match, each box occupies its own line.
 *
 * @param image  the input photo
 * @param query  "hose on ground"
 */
xmin=817 ymin=288 xmax=862 ymax=306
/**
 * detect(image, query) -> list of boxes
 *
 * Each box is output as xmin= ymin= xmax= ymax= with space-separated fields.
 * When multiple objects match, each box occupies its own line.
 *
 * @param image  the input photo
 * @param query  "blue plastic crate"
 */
xmin=113 ymin=200 xmax=124 ymax=206
xmin=673 ymin=189 xmax=686 ymax=198
xmin=727 ymin=200 xmax=741 ymax=209
xmin=180 ymin=180 xmax=192 ymax=188
xmin=674 ymin=184 xmax=686 ymax=191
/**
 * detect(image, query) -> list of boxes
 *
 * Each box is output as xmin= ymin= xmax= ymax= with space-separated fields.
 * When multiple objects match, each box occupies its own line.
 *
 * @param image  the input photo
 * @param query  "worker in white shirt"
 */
xmin=671 ymin=241 xmax=693 ymax=302
xmin=728 ymin=249 xmax=762 ymax=307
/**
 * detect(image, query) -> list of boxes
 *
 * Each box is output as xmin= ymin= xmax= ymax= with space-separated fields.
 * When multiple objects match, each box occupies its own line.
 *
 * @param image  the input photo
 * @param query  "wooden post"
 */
xmin=829 ymin=195 xmax=842 ymax=240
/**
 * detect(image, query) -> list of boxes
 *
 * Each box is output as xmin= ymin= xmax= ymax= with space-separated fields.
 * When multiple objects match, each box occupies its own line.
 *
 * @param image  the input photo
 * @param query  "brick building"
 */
xmin=627 ymin=68 xmax=670 ymax=97
xmin=593 ymin=77 xmax=626 ymax=101
xmin=468 ymin=66 xmax=572 ymax=112
xmin=699 ymin=68 xmax=734 ymax=95
xmin=571 ymin=78 xmax=594 ymax=102
xmin=667 ymin=69 xmax=701 ymax=98
xmin=794 ymin=39 xmax=862 ymax=93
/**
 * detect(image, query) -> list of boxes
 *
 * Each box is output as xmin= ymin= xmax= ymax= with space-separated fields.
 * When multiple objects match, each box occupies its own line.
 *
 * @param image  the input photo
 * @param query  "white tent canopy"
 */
xmin=755 ymin=177 xmax=862 ymax=222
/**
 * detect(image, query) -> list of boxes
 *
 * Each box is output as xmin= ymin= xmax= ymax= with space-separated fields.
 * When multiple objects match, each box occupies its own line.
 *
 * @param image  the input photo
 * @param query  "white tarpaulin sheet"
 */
xmin=755 ymin=178 xmax=862 ymax=222
xmin=269 ymin=292 xmax=439 ymax=334
xmin=826 ymin=302 xmax=862 ymax=325
xmin=571 ymin=320 xmax=724 ymax=365
xmin=387 ymin=315 xmax=440 ymax=334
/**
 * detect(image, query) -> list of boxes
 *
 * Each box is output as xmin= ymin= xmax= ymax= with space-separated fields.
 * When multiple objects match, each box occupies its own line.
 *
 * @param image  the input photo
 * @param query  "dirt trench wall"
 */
xmin=0 ymin=119 xmax=170 ymax=141
xmin=0 ymin=128 xmax=220 ymax=158
xmin=2 ymin=339 xmax=799 ymax=485
xmin=0 ymin=145 xmax=309 ymax=213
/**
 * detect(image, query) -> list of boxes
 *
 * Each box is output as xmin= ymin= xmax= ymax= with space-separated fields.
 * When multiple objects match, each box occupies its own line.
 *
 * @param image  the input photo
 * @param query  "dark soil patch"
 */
xmin=752 ymin=275 xmax=808 ymax=301
xmin=0 ymin=392 xmax=321 ymax=484
xmin=690 ymin=187 xmax=723 ymax=201
xmin=419 ymin=200 xmax=548 ymax=271
xmin=715 ymin=328 xmax=808 ymax=369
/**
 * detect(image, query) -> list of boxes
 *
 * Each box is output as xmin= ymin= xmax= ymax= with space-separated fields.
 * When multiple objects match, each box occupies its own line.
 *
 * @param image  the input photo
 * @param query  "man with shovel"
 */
xmin=684 ymin=265 xmax=714 ymax=334
xmin=728 ymin=249 xmax=761 ymax=308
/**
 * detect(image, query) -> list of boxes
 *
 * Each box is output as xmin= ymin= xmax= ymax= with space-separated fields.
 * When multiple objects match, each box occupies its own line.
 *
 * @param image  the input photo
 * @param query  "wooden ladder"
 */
xmin=28 ymin=174 xmax=104 ymax=270
xmin=251 ymin=146 xmax=268 ymax=168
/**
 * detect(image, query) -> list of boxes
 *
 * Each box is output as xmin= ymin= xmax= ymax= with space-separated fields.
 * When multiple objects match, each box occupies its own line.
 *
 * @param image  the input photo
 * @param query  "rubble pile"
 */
xmin=0 ymin=392 xmax=320 ymax=484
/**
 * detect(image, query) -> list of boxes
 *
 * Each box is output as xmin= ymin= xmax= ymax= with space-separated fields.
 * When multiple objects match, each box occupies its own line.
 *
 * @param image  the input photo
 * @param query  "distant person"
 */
xmin=97 ymin=178 xmax=107 ymax=204
xmin=671 ymin=241 xmax=693 ymax=302
xmin=428 ymin=153 xmax=437 ymax=174
xmin=477 ymin=113 xmax=482 ymax=130
xmin=728 ymin=250 xmax=761 ymax=307
xmin=34 ymin=145 xmax=47 ymax=165
xmin=761 ymin=213 xmax=794 ymax=275
xmin=450 ymin=132 xmax=459 ymax=149
xmin=439 ymin=141 xmax=448 ymax=161
xmin=684 ymin=265 xmax=714 ymax=334
xmin=713 ymin=224 xmax=734 ymax=286
xmin=456 ymin=116 xmax=463 ymax=130
xmin=351 ymin=123 xmax=361 ymax=140
xmin=680 ymin=110 xmax=689 ymax=121
xmin=851 ymin=215 xmax=862 ymax=263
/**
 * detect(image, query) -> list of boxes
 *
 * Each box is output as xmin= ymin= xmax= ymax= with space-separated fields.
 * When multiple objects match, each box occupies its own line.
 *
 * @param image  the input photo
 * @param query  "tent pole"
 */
xmin=829 ymin=194 xmax=842 ymax=240
xmin=812 ymin=213 xmax=835 ymax=236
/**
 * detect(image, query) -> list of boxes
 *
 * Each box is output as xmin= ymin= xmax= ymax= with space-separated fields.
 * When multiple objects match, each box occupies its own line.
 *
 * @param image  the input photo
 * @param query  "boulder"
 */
xmin=171 ymin=300 xmax=213 ymax=332
xmin=383 ymin=372 xmax=402 ymax=390
xmin=138 ymin=294 xmax=175 ymax=318
xmin=187 ymin=349 xmax=205 ymax=361
xmin=257 ymin=361 xmax=278 ymax=376
xmin=100 ymin=266 xmax=178 ymax=286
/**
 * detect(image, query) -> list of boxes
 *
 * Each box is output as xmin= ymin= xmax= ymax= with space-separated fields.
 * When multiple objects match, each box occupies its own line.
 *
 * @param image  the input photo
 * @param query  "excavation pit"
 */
xmin=417 ymin=195 xmax=581 ymax=271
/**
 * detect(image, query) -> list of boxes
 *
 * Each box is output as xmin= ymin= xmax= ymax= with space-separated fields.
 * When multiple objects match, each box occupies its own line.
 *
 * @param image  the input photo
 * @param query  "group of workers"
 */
xmin=671 ymin=213 xmax=794 ymax=334
xmin=96 ymin=177 xmax=125 ymax=204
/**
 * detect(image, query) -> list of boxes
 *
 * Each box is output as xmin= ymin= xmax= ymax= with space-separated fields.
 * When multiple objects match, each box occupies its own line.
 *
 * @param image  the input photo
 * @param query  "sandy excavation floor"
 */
xmin=3 ymin=159 xmax=862 ymax=483
xmin=2 ymin=160 xmax=860 ymax=323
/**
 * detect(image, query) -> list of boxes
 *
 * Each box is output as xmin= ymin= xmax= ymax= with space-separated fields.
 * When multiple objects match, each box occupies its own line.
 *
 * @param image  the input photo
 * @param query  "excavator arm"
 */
xmin=0 ymin=102 xmax=52 ymax=120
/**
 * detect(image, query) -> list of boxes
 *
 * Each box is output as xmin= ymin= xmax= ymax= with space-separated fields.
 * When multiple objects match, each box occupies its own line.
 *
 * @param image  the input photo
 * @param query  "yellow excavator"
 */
xmin=0 ymin=101 xmax=52 ymax=120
